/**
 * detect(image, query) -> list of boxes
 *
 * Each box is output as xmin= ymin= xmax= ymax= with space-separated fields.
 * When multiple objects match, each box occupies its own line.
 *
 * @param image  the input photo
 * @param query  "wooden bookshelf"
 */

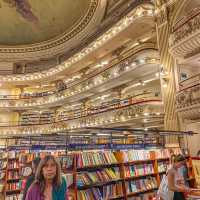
xmin=4 ymin=151 xmax=21 ymax=200
xmin=69 ymin=150 xmax=179 ymax=200
xmin=1 ymin=147 xmax=195 ymax=200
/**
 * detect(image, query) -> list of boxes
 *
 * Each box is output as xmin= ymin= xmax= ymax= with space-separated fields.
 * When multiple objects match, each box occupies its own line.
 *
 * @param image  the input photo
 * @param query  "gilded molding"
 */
xmin=0 ymin=0 xmax=99 ymax=57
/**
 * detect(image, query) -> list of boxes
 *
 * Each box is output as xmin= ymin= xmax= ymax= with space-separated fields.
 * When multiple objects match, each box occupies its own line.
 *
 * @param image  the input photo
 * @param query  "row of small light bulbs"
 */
xmin=68 ymin=112 xmax=162 ymax=130
xmin=0 ymin=7 xmax=154 ymax=83
xmin=0 ymin=58 xmax=158 ymax=108
xmin=0 ymin=110 xmax=163 ymax=135
xmin=63 ymin=60 xmax=110 ymax=84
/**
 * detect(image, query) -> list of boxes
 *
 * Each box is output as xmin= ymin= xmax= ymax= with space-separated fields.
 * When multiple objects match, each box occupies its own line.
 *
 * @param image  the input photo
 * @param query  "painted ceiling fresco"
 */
xmin=0 ymin=0 xmax=90 ymax=45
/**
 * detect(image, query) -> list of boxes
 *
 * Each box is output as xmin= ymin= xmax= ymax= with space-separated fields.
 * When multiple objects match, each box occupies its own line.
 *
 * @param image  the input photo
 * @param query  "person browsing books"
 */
xmin=25 ymin=155 xmax=67 ymax=200
xmin=22 ymin=157 xmax=41 ymax=200
xmin=167 ymin=154 xmax=191 ymax=200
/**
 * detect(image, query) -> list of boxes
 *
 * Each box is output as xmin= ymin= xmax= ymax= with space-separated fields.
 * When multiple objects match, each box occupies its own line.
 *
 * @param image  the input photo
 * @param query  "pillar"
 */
xmin=155 ymin=0 xmax=186 ymax=145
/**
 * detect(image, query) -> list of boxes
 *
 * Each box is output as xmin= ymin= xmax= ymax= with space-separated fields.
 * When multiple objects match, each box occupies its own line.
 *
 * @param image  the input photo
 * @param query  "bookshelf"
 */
xmin=20 ymin=110 xmax=55 ymax=126
xmin=68 ymin=148 xmax=184 ymax=200
xmin=0 ymin=144 xmax=194 ymax=200
xmin=5 ymin=151 xmax=21 ymax=200
xmin=0 ymin=151 xmax=7 ymax=200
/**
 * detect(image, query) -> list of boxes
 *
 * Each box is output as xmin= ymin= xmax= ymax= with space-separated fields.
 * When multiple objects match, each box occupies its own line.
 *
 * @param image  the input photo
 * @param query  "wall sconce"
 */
xmin=162 ymin=78 xmax=168 ymax=88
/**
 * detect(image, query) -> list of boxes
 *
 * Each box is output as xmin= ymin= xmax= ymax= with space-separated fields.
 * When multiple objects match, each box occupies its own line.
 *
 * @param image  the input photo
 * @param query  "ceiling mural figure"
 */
xmin=3 ymin=0 xmax=38 ymax=23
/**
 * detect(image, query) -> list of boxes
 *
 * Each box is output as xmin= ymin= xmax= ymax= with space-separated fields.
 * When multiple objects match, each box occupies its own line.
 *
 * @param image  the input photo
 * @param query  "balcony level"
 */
xmin=169 ymin=7 xmax=200 ymax=61
xmin=176 ymin=74 xmax=200 ymax=121
xmin=0 ymin=99 xmax=163 ymax=136
xmin=0 ymin=52 xmax=159 ymax=110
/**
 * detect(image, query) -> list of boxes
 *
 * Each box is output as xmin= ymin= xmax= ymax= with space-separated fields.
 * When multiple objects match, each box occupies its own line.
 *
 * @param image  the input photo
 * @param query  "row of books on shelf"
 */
xmin=77 ymin=151 xmax=117 ymax=168
xmin=77 ymin=167 xmax=120 ymax=187
xmin=5 ymin=194 xmax=22 ymax=200
xmin=7 ymin=171 xmax=19 ymax=180
xmin=77 ymin=177 xmax=157 ymax=200
xmin=126 ymin=177 xmax=157 ymax=194
xmin=2 ymin=148 xmax=180 ymax=171
xmin=76 ymin=148 xmax=180 ymax=168
xmin=77 ymin=183 xmax=123 ymax=200
xmin=8 ymin=161 xmax=19 ymax=169
xmin=124 ymin=164 xmax=154 ymax=178
xmin=6 ymin=182 xmax=21 ymax=191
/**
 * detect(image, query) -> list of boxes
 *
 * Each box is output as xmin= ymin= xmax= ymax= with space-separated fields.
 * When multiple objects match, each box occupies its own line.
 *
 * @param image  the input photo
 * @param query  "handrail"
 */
xmin=0 ymin=47 xmax=157 ymax=101
xmin=179 ymin=73 xmax=200 ymax=84
xmin=0 ymin=99 xmax=162 ymax=128
xmin=179 ymin=74 xmax=200 ymax=91
xmin=178 ymin=83 xmax=200 ymax=93
xmin=172 ymin=7 xmax=200 ymax=33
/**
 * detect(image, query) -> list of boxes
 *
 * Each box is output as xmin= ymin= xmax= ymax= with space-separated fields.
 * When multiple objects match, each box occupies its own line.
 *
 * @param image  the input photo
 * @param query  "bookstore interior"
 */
xmin=0 ymin=0 xmax=200 ymax=200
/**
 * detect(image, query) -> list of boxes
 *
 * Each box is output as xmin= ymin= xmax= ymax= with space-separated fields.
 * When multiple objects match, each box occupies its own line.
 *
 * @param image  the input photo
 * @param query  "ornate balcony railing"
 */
xmin=176 ymin=83 xmax=200 ymax=120
xmin=0 ymin=56 xmax=159 ymax=109
xmin=169 ymin=7 xmax=200 ymax=59
xmin=179 ymin=74 xmax=200 ymax=91
xmin=0 ymin=99 xmax=163 ymax=136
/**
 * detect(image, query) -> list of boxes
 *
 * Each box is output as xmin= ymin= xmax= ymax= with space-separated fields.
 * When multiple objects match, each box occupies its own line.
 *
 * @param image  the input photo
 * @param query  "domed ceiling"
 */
xmin=0 ymin=0 xmax=91 ymax=45
xmin=0 ymin=0 xmax=106 ymax=61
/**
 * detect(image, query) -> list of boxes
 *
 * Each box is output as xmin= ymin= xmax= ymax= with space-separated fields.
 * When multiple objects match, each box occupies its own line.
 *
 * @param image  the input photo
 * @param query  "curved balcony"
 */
xmin=0 ymin=55 xmax=159 ymax=109
xmin=176 ymin=75 xmax=200 ymax=120
xmin=169 ymin=7 xmax=200 ymax=60
xmin=0 ymin=5 xmax=154 ymax=82
xmin=0 ymin=99 xmax=163 ymax=136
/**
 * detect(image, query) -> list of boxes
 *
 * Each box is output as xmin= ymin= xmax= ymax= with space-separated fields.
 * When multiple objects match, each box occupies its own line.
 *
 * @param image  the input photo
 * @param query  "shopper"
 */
xmin=25 ymin=155 xmax=67 ymax=200
xmin=22 ymin=157 xmax=41 ymax=200
xmin=167 ymin=154 xmax=191 ymax=200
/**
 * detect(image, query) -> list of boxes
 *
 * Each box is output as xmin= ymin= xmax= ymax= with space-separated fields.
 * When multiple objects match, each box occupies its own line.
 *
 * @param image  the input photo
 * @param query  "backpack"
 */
xmin=157 ymin=173 xmax=174 ymax=200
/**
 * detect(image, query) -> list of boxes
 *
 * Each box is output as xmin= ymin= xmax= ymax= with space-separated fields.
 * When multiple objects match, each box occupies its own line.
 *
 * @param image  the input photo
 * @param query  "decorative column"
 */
xmin=155 ymin=0 xmax=185 ymax=145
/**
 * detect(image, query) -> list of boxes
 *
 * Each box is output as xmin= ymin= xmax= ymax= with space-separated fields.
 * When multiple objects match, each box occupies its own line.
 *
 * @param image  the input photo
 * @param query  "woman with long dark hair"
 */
xmin=25 ymin=155 xmax=67 ymax=200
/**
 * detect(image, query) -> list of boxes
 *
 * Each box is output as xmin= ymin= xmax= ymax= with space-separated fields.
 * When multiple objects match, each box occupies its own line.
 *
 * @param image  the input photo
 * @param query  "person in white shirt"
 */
xmin=167 ymin=154 xmax=191 ymax=200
